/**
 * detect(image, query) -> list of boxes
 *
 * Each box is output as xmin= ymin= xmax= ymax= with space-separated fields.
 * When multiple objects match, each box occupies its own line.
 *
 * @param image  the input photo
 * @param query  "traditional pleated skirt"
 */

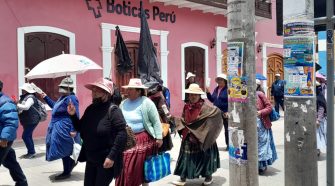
xmin=115 ymin=131 xmax=156 ymax=186
xmin=316 ymin=117 xmax=327 ymax=153
xmin=257 ymin=118 xmax=278 ymax=170
xmin=174 ymin=134 xmax=220 ymax=179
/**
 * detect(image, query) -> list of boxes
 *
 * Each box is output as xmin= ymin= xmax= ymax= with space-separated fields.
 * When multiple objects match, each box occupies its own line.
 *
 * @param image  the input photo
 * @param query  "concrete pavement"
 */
xmin=0 ymin=111 xmax=328 ymax=185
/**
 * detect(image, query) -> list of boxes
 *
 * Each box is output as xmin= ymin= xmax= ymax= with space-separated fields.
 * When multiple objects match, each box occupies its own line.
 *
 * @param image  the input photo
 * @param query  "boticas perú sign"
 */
xmin=85 ymin=0 xmax=176 ymax=23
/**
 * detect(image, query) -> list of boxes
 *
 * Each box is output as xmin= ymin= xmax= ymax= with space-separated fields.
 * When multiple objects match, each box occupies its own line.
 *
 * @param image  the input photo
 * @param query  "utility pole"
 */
xmin=283 ymin=0 xmax=318 ymax=185
xmin=227 ymin=0 xmax=258 ymax=186
xmin=314 ymin=0 xmax=335 ymax=184
xmin=325 ymin=0 xmax=335 ymax=184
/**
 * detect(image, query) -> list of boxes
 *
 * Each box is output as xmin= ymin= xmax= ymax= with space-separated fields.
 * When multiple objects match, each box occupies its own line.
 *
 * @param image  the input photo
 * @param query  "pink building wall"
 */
xmin=255 ymin=0 xmax=283 ymax=73
xmin=0 ymin=0 xmax=281 ymax=139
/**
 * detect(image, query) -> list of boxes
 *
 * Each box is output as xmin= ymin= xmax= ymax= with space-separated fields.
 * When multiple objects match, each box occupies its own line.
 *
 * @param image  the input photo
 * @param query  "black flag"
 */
xmin=115 ymin=26 xmax=133 ymax=74
xmin=137 ymin=1 xmax=163 ymax=84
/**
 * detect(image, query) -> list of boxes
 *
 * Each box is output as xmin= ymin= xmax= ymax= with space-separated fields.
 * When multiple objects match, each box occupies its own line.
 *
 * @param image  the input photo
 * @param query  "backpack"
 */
xmin=31 ymin=99 xmax=47 ymax=122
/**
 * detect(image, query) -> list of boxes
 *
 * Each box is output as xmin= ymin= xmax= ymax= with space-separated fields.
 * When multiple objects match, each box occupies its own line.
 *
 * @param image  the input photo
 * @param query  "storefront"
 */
xmin=0 ymin=0 xmax=283 ymax=138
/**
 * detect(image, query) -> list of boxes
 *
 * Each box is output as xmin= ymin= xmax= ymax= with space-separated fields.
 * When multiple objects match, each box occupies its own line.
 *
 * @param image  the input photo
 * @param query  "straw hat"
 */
xmin=275 ymin=73 xmax=281 ymax=77
xmin=186 ymin=72 xmax=196 ymax=80
xmin=85 ymin=78 xmax=114 ymax=95
xmin=256 ymin=79 xmax=261 ymax=85
xmin=20 ymin=83 xmax=36 ymax=93
xmin=122 ymin=78 xmax=148 ymax=89
xmin=185 ymin=83 xmax=205 ymax=95
xmin=215 ymin=73 xmax=227 ymax=81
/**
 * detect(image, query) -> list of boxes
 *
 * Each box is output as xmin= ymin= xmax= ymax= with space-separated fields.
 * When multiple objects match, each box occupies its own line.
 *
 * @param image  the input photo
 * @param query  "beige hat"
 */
xmin=185 ymin=83 xmax=205 ymax=95
xmin=20 ymin=83 xmax=36 ymax=93
xmin=216 ymin=73 xmax=227 ymax=81
xmin=186 ymin=72 xmax=196 ymax=80
xmin=275 ymin=73 xmax=281 ymax=77
xmin=122 ymin=78 xmax=148 ymax=89
xmin=85 ymin=78 xmax=114 ymax=95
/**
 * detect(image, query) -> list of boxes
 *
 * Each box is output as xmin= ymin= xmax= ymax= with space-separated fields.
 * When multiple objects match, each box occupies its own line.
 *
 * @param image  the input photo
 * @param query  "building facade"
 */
xmin=0 ymin=0 xmax=283 ymax=138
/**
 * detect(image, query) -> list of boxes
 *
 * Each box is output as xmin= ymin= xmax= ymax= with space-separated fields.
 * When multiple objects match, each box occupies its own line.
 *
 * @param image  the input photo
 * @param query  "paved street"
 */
xmin=0 ymin=111 xmax=329 ymax=186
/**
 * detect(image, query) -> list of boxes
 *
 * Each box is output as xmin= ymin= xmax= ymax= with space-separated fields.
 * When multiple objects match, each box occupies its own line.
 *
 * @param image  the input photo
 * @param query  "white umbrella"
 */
xmin=25 ymin=54 xmax=102 ymax=79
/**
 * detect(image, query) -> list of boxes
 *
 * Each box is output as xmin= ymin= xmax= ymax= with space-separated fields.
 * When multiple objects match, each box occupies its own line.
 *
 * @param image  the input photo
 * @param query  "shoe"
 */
xmin=21 ymin=153 xmax=35 ymax=159
xmin=54 ymin=173 xmax=71 ymax=180
xmin=258 ymin=167 xmax=267 ymax=175
xmin=172 ymin=178 xmax=186 ymax=186
xmin=70 ymin=161 xmax=78 ymax=172
xmin=259 ymin=169 xmax=265 ymax=175
xmin=203 ymin=175 xmax=213 ymax=185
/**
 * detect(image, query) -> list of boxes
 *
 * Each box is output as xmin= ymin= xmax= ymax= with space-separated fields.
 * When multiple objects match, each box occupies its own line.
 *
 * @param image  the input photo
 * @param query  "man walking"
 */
xmin=0 ymin=80 xmax=28 ymax=186
xmin=271 ymin=74 xmax=285 ymax=113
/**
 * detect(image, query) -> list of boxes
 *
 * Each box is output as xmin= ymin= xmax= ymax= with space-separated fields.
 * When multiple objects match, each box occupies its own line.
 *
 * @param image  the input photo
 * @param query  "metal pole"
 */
xmin=227 ymin=0 xmax=258 ymax=185
xmin=283 ymin=0 xmax=318 ymax=185
xmin=326 ymin=0 xmax=334 ymax=185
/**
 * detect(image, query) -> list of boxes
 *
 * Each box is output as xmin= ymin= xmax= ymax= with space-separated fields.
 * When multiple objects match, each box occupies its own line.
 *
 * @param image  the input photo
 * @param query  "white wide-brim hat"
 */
xmin=20 ymin=83 xmax=36 ymax=93
xmin=58 ymin=77 xmax=75 ymax=88
xmin=186 ymin=72 xmax=196 ymax=80
xmin=122 ymin=78 xmax=148 ymax=89
xmin=216 ymin=73 xmax=227 ymax=81
xmin=185 ymin=83 xmax=205 ymax=95
xmin=256 ymin=79 xmax=261 ymax=85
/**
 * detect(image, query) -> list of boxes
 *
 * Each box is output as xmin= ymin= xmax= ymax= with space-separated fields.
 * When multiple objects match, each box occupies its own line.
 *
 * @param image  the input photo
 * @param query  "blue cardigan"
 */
xmin=0 ymin=93 xmax=19 ymax=141
xmin=206 ymin=86 xmax=228 ymax=112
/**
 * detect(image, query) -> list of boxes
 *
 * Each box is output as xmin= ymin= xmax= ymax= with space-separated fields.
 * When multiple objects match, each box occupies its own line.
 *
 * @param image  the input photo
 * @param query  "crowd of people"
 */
xmin=0 ymin=70 xmax=329 ymax=185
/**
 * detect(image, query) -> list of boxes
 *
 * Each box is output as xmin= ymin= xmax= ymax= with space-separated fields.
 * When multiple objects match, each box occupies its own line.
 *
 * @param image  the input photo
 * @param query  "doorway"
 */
xmin=185 ymin=46 xmax=205 ymax=89
xmin=25 ymin=32 xmax=69 ymax=101
xmin=267 ymin=53 xmax=284 ymax=100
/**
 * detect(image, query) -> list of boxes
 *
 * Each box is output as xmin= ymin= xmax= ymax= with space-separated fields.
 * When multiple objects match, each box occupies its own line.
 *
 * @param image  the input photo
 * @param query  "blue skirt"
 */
xmin=257 ymin=118 xmax=277 ymax=169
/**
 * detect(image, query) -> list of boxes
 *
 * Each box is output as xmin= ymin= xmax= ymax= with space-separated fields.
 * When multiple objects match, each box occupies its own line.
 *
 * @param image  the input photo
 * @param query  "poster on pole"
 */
xmin=228 ymin=127 xmax=247 ymax=165
xmin=283 ymin=36 xmax=314 ymax=67
xmin=284 ymin=66 xmax=314 ymax=96
xmin=227 ymin=42 xmax=243 ymax=77
xmin=227 ymin=42 xmax=248 ymax=102
xmin=283 ymin=20 xmax=314 ymax=37
xmin=283 ymin=36 xmax=314 ymax=97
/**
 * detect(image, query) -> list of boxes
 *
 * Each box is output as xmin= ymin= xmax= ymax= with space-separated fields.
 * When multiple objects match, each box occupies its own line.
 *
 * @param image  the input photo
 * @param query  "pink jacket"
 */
xmin=256 ymin=91 xmax=272 ymax=129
